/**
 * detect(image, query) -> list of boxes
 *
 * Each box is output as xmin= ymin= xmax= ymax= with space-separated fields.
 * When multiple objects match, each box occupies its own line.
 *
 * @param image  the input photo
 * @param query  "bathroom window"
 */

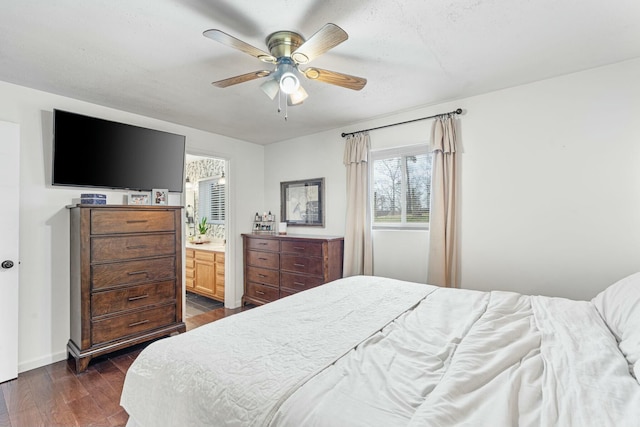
xmin=199 ymin=177 xmax=225 ymax=225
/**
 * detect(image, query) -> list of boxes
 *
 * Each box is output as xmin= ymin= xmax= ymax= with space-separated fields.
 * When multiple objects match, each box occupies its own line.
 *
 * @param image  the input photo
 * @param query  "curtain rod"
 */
xmin=341 ymin=108 xmax=463 ymax=138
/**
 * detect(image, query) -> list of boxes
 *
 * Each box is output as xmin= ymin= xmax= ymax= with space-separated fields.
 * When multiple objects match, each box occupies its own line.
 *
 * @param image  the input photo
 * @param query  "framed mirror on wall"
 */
xmin=280 ymin=177 xmax=325 ymax=227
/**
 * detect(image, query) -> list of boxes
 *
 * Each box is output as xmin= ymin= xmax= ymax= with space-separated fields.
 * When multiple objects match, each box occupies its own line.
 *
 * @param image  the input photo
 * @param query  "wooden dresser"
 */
xmin=67 ymin=205 xmax=185 ymax=373
xmin=185 ymin=247 xmax=225 ymax=303
xmin=242 ymin=234 xmax=344 ymax=305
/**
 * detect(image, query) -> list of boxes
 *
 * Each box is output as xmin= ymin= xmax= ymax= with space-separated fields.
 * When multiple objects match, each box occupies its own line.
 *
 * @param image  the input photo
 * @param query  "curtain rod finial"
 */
xmin=455 ymin=108 xmax=463 ymax=114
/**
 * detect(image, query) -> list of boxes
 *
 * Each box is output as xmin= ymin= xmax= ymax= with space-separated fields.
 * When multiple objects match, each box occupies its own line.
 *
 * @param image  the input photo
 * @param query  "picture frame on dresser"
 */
xmin=127 ymin=192 xmax=151 ymax=205
xmin=152 ymin=188 xmax=168 ymax=205
xmin=280 ymin=177 xmax=325 ymax=227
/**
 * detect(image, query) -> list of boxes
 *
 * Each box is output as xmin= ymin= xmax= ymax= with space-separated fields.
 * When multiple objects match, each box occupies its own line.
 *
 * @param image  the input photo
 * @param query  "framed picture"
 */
xmin=128 ymin=192 xmax=151 ymax=205
xmin=280 ymin=178 xmax=325 ymax=227
xmin=152 ymin=189 xmax=168 ymax=206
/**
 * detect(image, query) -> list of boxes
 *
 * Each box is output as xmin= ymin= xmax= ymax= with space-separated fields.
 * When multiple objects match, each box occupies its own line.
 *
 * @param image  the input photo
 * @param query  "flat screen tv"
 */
xmin=52 ymin=109 xmax=186 ymax=192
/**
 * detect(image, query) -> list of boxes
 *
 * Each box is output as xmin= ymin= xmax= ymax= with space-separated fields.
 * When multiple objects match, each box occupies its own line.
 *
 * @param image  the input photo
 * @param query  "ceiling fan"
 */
xmin=203 ymin=23 xmax=367 ymax=116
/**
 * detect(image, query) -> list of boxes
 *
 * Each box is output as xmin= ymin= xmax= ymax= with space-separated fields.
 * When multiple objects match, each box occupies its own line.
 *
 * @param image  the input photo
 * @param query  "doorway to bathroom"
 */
xmin=184 ymin=154 xmax=227 ymax=318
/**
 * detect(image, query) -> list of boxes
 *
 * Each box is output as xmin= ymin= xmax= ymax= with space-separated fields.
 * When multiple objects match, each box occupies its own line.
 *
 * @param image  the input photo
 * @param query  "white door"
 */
xmin=0 ymin=122 xmax=20 ymax=383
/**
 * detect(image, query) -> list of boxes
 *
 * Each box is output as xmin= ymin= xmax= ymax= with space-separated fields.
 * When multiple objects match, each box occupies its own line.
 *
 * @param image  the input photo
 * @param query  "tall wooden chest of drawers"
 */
xmin=67 ymin=205 xmax=185 ymax=373
xmin=242 ymin=234 xmax=344 ymax=306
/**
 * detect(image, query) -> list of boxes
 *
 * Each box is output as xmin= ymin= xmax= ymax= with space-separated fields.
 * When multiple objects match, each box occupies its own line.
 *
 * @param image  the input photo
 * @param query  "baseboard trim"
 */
xmin=19 ymin=350 xmax=68 ymax=374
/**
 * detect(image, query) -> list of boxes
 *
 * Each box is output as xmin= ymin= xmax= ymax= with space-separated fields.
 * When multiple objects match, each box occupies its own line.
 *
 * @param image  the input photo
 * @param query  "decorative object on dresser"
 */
xmin=252 ymin=211 xmax=276 ymax=234
xmin=280 ymin=178 xmax=325 ymax=227
xmin=242 ymin=233 xmax=343 ymax=305
xmin=185 ymin=248 xmax=225 ymax=303
xmin=127 ymin=192 xmax=151 ymax=205
xmin=67 ymin=204 xmax=185 ymax=373
xmin=80 ymin=193 xmax=106 ymax=205
xmin=152 ymin=188 xmax=168 ymax=205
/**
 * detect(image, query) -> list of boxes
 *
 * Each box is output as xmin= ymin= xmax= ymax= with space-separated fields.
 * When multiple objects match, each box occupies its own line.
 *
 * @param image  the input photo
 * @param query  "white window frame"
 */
xmin=198 ymin=176 xmax=225 ymax=225
xmin=370 ymin=144 xmax=431 ymax=230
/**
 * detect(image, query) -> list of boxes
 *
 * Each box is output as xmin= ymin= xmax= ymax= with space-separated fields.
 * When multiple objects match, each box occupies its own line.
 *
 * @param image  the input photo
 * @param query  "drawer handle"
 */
xmin=127 ymin=245 xmax=148 ymax=250
xmin=126 ymin=220 xmax=149 ymax=224
xmin=256 ymin=290 xmax=265 ymax=295
xmin=293 ymin=246 xmax=305 ymax=250
xmin=258 ymin=257 xmax=268 ymax=261
xmin=294 ymin=263 xmax=305 ymax=267
xmin=128 ymin=319 xmax=149 ymax=328
xmin=258 ymin=242 xmax=268 ymax=246
xmin=258 ymin=274 xmax=267 ymax=278
xmin=128 ymin=294 xmax=149 ymax=301
xmin=293 ymin=281 xmax=305 ymax=286
xmin=127 ymin=270 xmax=148 ymax=276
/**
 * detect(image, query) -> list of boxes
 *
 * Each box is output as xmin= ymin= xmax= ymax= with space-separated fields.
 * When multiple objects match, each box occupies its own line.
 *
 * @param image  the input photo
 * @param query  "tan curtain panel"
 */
xmin=427 ymin=116 xmax=458 ymax=287
xmin=343 ymin=132 xmax=373 ymax=276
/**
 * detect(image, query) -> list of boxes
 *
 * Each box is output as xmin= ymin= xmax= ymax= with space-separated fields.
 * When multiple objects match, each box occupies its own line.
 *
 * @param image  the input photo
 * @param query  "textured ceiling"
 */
xmin=1 ymin=0 xmax=639 ymax=144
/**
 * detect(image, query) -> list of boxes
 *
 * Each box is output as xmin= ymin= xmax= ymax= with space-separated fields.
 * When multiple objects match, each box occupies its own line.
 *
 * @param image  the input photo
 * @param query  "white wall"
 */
xmin=264 ymin=135 xmax=345 ymax=236
xmin=264 ymin=57 xmax=640 ymax=301
xmin=0 ymin=81 xmax=264 ymax=373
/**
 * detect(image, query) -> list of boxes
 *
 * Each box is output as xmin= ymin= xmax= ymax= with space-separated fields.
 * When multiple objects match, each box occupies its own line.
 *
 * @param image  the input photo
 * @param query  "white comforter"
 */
xmin=120 ymin=276 xmax=640 ymax=427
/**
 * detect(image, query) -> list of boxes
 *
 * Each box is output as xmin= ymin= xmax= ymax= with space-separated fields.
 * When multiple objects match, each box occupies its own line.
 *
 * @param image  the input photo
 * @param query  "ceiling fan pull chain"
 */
xmin=277 ymin=89 xmax=282 ymax=114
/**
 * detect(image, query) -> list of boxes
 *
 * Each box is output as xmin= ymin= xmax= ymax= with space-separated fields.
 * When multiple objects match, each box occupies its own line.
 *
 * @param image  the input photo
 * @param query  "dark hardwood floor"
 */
xmin=0 ymin=306 xmax=253 ymax=427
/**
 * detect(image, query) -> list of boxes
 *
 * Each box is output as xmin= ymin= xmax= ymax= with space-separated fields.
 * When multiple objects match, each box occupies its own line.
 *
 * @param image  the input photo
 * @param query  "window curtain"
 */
xmin=427 ymin=115 xmax=458 ymax=287
xmin=343 ymin=132 xmax=373 ymax=276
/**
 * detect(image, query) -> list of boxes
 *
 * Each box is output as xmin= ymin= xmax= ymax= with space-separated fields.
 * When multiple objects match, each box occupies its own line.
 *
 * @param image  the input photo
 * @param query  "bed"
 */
xmin=120 ymin=274 xmax=640 ymax=426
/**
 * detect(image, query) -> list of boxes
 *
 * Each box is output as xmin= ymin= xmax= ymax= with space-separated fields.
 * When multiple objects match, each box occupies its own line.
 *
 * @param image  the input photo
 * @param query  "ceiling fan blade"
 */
xmin=203 ymin=29 xmax=276 ymax=63
xmin=290 ymin=23 xmax=348 ymax=64
xmin=301 ymin=67 xmax=367 ymax=91
xmin=212 ymin=70 xmax=272 ymax=88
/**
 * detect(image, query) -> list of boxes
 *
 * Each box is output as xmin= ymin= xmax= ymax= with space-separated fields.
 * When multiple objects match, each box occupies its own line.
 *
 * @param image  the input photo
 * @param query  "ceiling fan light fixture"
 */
xmin=279 ymin=72 xmax=300 ymax=94
xmin=288 ymin=86 xmax=308 ymax=105
xmin=260 ymin=78 xmax=280 ymax=100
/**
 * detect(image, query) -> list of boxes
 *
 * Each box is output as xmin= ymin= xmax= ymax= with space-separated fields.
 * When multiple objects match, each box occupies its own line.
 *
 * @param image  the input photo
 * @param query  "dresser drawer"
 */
xmin=186 ymin=249 xmax=195 ymax=259
xmin=91 ymin=234 xmax=176 ymax=262
xmin=245 ymin=282 xmax=279 ymax=303
xmin=280 ymin=255 xmax=323 ymax=276
xmin=281 ymin=240 xmax=323 ymax=257
xmin=246 ymin=266 xmax=279 ymax=287
xmin=92 ymin=257 xmax=176 ymax=290
xmin=185 ymin=257 xmax=195 ymax=271
xmin=91 ymin=303 xmax=176 ymax=345
xmin=279 ymin=288 xmax=296 ymax=299
xmin=280 ymin=272 xmax=325 ymax=293
xmin=246 ymin=238 xmax=280 ymax=252
xmin=91 ymin=209 xmax=176 ymax=235
xmin=91 ymin=281 xmax=176 ymax=317
xmin=247 ymin=250 xmax=279 ymax=269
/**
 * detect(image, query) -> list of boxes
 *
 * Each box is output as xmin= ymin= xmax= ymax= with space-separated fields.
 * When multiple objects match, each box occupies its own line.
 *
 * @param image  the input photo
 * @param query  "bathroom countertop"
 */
xmin=185 ymin=241 xmax=225 ymax=252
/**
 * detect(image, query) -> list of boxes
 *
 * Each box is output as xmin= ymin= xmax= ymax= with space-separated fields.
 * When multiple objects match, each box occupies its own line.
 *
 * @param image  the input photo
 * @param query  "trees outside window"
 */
xmin=371 ymin=145 xmax=431 ymax=228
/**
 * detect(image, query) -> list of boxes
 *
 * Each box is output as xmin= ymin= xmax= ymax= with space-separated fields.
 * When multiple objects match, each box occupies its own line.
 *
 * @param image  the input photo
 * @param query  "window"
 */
xmin=371 ymin=145 xmax=432 ymax=229
xmin=198 ymin=177 xmax=225 ymax=225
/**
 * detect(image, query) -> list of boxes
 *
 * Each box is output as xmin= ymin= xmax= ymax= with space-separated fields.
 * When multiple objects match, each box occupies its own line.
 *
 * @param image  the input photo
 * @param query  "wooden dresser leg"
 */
xmin=71 ymin=355 xmax=91 ymax=374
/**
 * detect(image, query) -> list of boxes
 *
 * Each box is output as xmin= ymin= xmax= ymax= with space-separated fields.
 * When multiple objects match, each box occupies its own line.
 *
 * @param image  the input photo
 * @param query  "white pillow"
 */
xmin=592 ymin=272 xmax=640 ymax=381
